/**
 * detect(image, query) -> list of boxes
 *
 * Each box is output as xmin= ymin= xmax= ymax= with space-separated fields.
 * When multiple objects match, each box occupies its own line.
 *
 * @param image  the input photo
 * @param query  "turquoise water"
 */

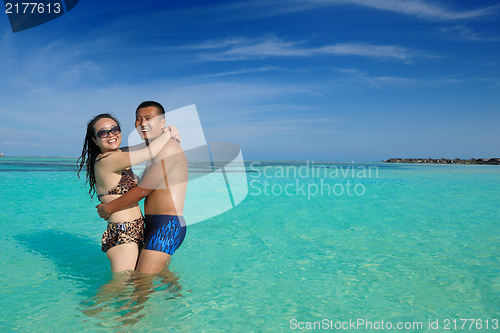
xmin=1 ymin=157 xmax=499 ymax=332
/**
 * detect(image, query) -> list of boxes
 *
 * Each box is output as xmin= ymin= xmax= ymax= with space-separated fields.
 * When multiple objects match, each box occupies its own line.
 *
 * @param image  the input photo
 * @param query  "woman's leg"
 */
xmin=106 ymin=243 xmax=140 ymax=272
xmin=136 ymin=249 xmax=171 ymax=274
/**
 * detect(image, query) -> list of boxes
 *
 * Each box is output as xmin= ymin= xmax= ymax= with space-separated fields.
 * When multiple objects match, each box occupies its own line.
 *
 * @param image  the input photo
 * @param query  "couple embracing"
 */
xmin=77 ymin=101 xmax=188 ymax=274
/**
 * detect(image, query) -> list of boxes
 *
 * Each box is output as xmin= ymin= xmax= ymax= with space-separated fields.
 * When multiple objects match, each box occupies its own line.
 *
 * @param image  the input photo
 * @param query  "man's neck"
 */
xmin=144 ymin=135 xmax=160 ymax=145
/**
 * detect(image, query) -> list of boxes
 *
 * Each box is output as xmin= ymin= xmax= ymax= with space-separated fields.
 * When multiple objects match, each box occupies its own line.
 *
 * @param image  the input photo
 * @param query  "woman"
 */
xmin=77 ymin=113 xmax=177 ymax=272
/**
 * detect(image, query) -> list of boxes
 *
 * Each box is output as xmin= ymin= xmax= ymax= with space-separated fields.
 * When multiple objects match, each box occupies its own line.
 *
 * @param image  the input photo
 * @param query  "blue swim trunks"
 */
xmin=143 ymin=215 xmax=186 ymax=255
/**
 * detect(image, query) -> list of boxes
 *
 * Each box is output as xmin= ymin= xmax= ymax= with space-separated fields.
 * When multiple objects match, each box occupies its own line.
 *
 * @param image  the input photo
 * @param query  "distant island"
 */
xmin=385 ymin=157 xmax=500 ymax=165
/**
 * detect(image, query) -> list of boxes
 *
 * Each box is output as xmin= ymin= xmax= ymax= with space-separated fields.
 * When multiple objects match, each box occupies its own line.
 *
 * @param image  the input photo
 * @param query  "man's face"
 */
xmin=135 ymin=106 xmax=166 ymax=141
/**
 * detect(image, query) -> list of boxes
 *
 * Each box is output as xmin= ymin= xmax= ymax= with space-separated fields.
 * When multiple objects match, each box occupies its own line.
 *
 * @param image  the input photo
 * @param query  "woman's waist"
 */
xmin=107 ymin=206 xmax=143 ymax=223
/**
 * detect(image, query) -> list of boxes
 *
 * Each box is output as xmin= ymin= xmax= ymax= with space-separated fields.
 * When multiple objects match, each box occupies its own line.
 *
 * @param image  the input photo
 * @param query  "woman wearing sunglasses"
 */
xmin=77 ymin=113 xmax=178 ymax=272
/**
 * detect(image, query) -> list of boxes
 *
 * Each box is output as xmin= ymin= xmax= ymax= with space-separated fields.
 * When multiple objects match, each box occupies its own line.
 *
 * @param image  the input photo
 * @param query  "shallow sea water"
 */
xmin=0 ymin=157 xmax=499 ymax=332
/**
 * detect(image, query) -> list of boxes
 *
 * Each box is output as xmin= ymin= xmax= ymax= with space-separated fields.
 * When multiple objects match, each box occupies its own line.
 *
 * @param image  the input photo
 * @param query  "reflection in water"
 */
xmin=81 ymin=267 xmax=183 ymax=328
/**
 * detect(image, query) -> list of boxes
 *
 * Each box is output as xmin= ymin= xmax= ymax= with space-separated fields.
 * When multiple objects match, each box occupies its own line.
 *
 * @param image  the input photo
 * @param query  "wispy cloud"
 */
xmin=343 ymin=0 xmax=499 ymax=20
xmin=317 ymin=43 xmax=410 ymax=60
xmin=330 ymin=68 xmax=500 ymax=89
xmin=439 ymin=25 xmax=500 ymax=42
xmin=371 ymin=75 xmax=500 ymax=86
xmin=60 ymin=61 xmax=101 ymax=83
xmin=173 ymin=37 xmax=246 ymax=50
xmin=180 ymin=37 xmax=413 ymax=62
xmin=0 ymin=141 xmax=75 ymax=150
xmin=204 ymin=116 xmax=347 ymax=141
xmin=198 ymin=66 xmax=289 ymax=78
xmin=200 ymin=0 xmax=499 ymax=21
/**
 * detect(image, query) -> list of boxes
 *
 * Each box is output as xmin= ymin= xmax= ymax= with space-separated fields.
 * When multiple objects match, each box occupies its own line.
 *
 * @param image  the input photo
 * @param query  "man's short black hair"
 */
xmin=136 ymin=101 xmax=165 ymax=116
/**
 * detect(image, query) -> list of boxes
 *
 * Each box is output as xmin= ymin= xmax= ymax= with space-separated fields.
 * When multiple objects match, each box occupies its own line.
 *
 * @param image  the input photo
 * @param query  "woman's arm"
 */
xmin=166 ymin=125 xmax=181 ymax=143
xmin=121 ymin=125 xmax=181 ymax=152
xmin=99 ymin=128 xmax=175 ymax=173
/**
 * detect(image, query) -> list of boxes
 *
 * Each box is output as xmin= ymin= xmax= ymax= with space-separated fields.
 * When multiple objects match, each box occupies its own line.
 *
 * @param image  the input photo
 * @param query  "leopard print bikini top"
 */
xmin=97 ymin=170 xmax=137 ymax=200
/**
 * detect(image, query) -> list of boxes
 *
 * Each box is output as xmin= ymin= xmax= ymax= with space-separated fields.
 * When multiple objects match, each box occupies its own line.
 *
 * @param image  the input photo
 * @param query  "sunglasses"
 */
xmin=96 ymin=126 xmax=121 ymax=139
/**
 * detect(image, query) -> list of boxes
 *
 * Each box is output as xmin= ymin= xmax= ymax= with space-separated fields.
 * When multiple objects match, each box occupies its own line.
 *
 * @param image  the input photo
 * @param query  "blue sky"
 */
xmin=0 ymin=0 xmax=499 ymax=161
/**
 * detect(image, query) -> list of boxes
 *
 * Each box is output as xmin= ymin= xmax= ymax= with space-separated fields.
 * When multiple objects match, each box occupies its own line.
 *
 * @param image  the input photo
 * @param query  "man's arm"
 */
xmin=96 ymin=141 xmax=182 ymax=219
xmin=96 ymin=185 xmax=152 ymax=219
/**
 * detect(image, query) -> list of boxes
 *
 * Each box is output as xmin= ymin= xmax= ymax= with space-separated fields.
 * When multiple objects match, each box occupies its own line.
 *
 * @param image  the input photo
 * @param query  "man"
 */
xmin=97 ymin=101 xmax=188 ymax=274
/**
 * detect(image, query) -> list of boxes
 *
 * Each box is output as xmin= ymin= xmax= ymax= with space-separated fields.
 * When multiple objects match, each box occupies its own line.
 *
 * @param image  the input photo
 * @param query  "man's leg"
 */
xmin=136 ymin=249 xmax=171 ymax=274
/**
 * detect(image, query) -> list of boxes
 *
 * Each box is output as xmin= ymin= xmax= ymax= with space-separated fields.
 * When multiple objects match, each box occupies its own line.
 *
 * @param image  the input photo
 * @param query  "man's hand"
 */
xmin=164 ymin=125 xmax=181 ymax=144
xmin=96 ymin=203 xmax=111 ymax=220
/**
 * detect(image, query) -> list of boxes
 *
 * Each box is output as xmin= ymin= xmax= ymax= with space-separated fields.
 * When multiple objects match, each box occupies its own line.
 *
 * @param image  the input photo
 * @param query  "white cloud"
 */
xmin=198 ymin=67 xmax=289 ymax=78
xmin=203 ymin=116 xmax=347 ymax=142
xmin=328 ymin=68 xmax=500 ymax=89
xmin=0 ymin=140 xmax=75 ymax=152
xmin=199 ymin=0 xmax=499 ymax=21
xmin=343 ymin=0 xmax=499 ymax=20
xmin=439 ymin=25 xmax=500 ymax=42
xmin=185 ymin=37 xmax=413 ymax=62
xmin=0 ymin=141 xmax=48 ymax=148
xmin=317 ymin=43 xmax=409 ymax=60
xmin=172 ymin=37 xmax=247 ymax=50
xmin=60 ymin=61 xmax=101 ymax=83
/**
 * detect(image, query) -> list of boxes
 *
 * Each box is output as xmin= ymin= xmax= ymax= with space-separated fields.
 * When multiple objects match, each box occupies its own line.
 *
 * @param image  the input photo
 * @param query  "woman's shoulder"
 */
xmin=95 ymin=150 xmax=122 ymax=163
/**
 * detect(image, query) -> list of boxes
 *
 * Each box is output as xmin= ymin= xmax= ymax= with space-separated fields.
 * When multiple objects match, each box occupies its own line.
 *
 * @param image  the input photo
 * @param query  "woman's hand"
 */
xmin=164 ymin=125 xmax=181 ymax=143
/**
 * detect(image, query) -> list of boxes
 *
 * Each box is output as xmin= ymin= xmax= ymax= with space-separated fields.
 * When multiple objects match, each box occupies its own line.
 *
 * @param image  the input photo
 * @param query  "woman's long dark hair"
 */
xmin=77 ymin=113 xmax=121 ymax=198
